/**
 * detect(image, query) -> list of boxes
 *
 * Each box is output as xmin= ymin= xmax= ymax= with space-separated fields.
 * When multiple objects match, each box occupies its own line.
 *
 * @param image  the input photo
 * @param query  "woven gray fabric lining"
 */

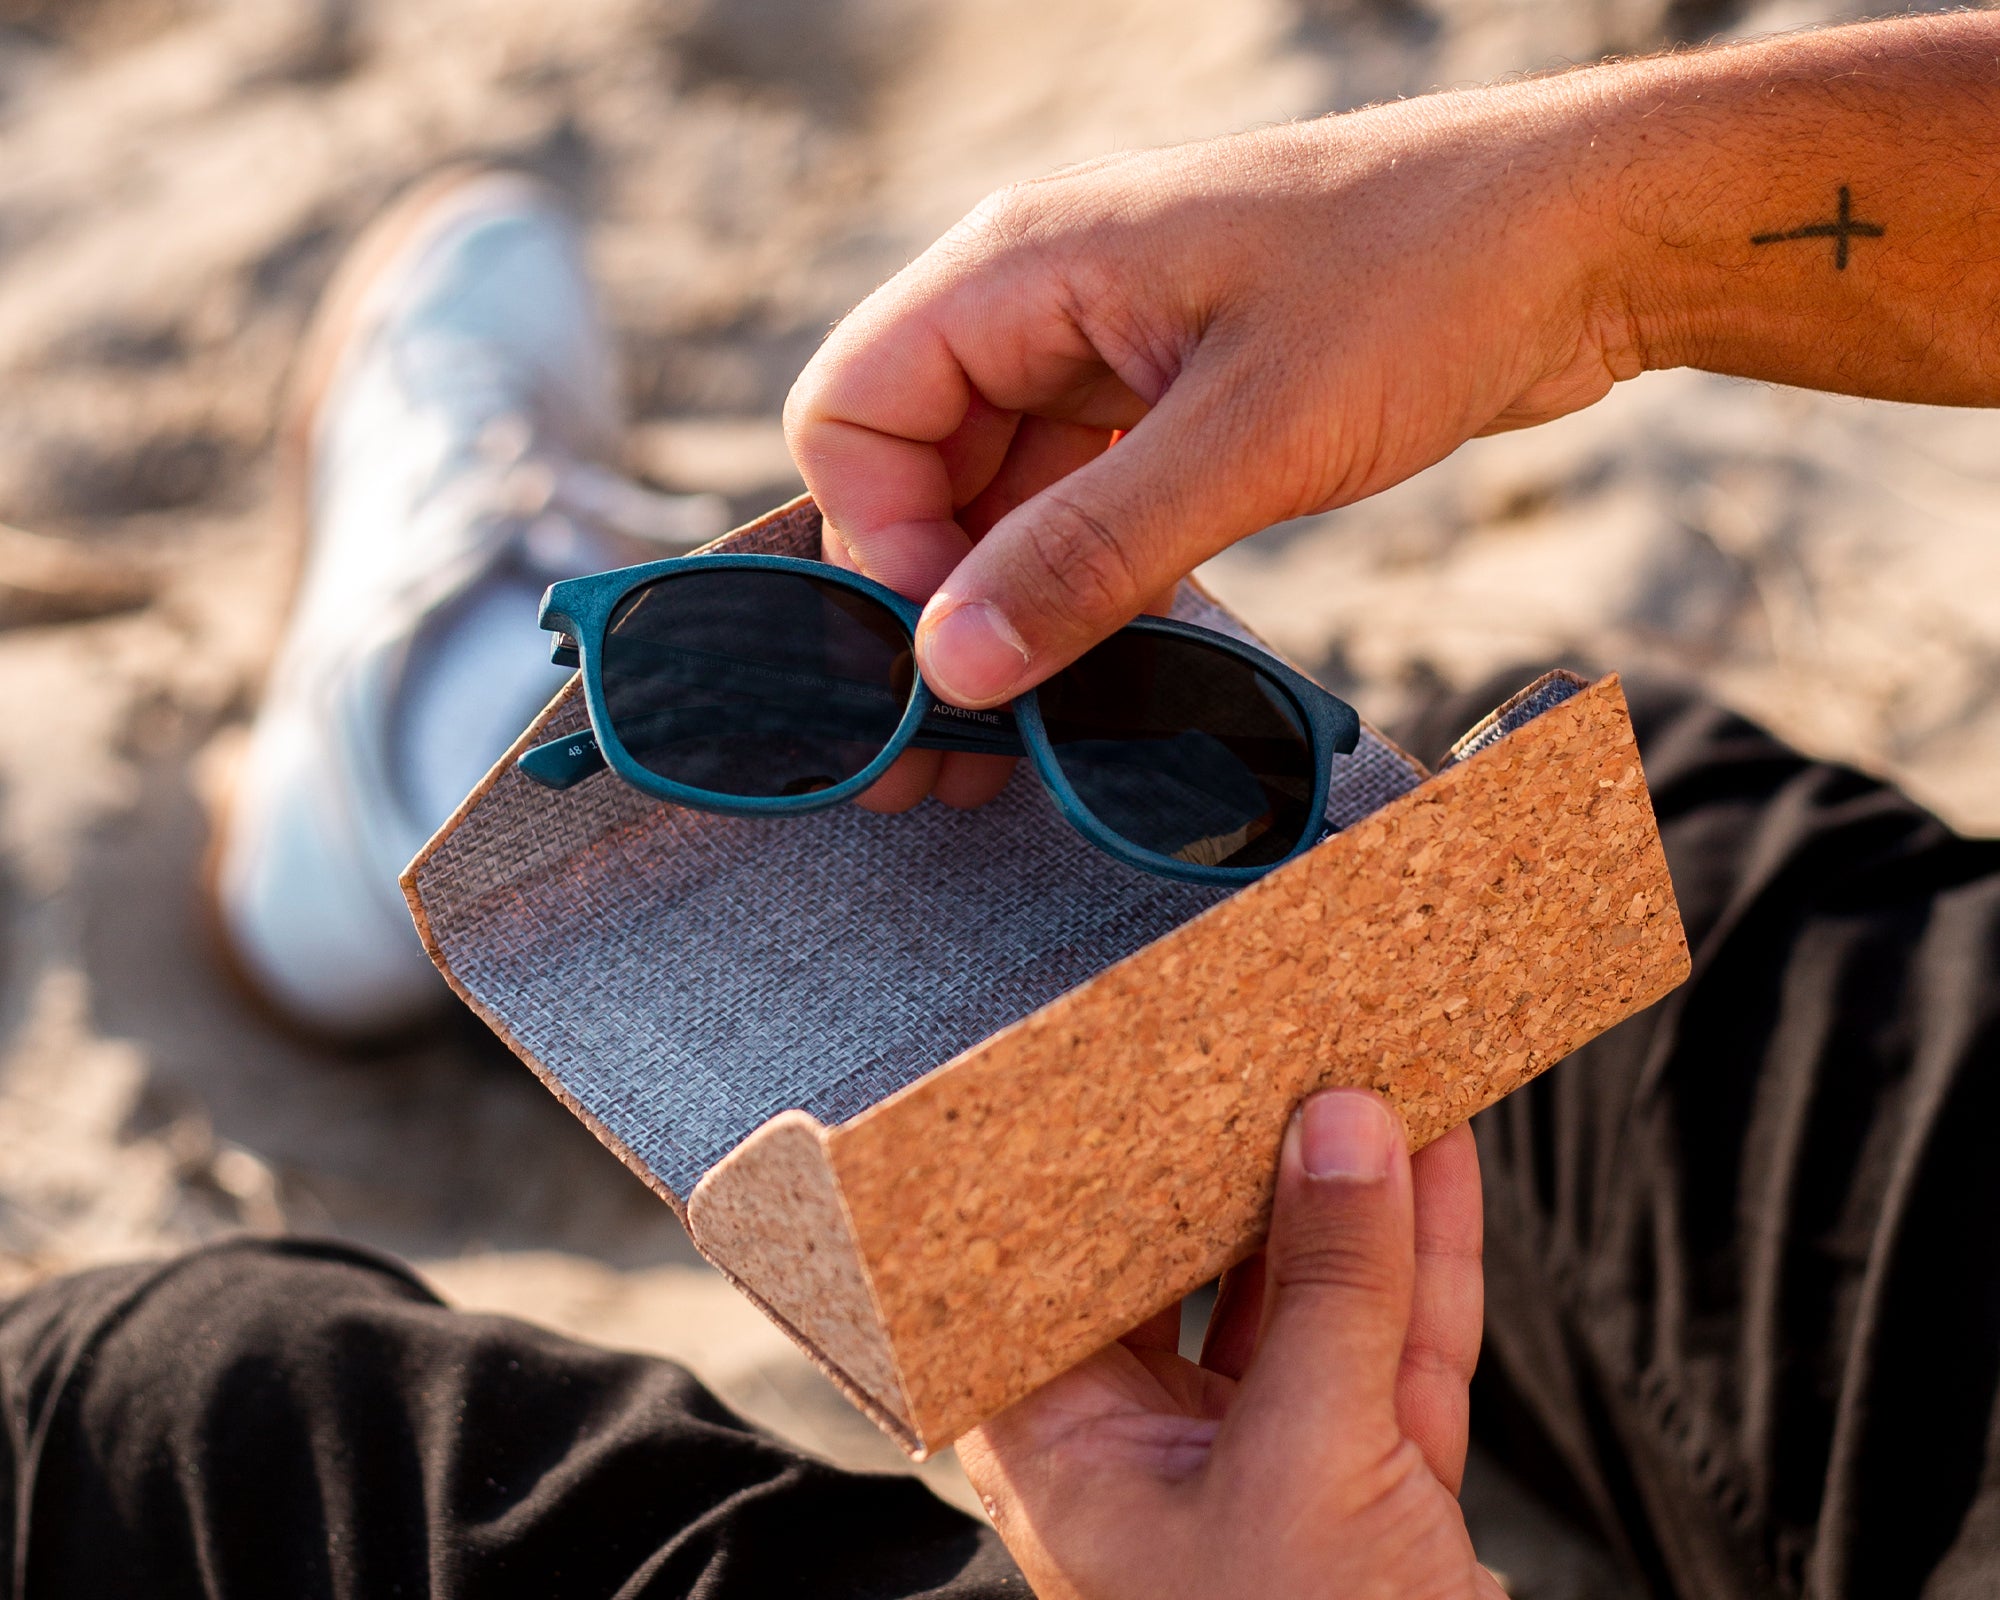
xmin=1440 ymin=670 xmax=1590 ymax=770
xmin=411 ymin=501 xmax=1549 ymax=1200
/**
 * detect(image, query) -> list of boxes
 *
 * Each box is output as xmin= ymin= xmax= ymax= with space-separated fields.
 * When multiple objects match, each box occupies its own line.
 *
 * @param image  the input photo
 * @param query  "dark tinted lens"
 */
xmin=600 ymin=568 xmax=913 ymax=799
xmin=1039 ymin=631 xmax=1317 ymax=870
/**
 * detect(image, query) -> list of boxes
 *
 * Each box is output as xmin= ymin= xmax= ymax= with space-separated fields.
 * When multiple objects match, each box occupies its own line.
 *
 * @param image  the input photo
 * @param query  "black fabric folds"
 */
xmin=7 ymin=677 xmax=2000 ymax=1598
xmin=1442 ymin=677 xmax=2000 ymax=1600
xmin=0 ymin=1238 xmax=1024 ymax=1600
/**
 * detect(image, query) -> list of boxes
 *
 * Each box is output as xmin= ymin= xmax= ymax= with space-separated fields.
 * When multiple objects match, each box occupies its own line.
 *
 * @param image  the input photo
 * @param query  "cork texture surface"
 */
xmin=686 ymin=1110 xmax=914 ymax=1445
xmin=821 ymin=675 xmax=1689 ymax=1448
xmin=407 ymin=495 xmax=1686 ymax=1459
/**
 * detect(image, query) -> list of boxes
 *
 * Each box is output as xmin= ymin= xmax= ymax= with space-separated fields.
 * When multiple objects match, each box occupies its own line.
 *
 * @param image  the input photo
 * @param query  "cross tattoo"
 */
xmin=1750 ymin=185 xmax=1885 ymax=270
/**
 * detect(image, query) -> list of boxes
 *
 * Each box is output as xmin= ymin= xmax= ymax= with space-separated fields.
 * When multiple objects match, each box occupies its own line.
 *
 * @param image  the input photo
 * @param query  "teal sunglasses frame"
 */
xmin=517 ymin=553 xmax=1361 ymax=886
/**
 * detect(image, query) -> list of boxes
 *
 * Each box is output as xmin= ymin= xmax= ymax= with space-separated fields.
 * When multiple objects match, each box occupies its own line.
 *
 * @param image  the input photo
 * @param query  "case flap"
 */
xmin=685 ymin=1110 xmax=918 ymax=1450
xmin=820 ymin=674 xmax=1688 ymax=1449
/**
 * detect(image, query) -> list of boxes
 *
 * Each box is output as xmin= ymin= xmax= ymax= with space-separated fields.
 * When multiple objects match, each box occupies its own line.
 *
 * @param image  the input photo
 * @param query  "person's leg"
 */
xmin=1419 ymin=675 xmax=2000 ymax=1599
xmin=207 ymin=168 xmax=723 ymax=1042
xmin=0 ymin=1238 xmax=1024 ymax=1600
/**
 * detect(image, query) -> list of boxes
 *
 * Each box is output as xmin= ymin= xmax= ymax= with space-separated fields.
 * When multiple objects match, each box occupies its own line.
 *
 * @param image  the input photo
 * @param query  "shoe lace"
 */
xmin=312 ymin=412 xmax=733 ymax=887
xmin=471 ymin=411 xmax=731 ymax=582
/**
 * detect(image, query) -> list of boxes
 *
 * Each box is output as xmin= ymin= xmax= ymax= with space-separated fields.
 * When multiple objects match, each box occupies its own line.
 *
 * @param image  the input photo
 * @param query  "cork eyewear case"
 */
xmin=404 ymin=493 xmax=1692 ymax=1457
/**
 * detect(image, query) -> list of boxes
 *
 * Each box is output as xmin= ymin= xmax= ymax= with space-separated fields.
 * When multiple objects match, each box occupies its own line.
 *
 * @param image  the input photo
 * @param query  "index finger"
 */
xmin=784 ymin=300 xmax=977 ymax=601
xmin=783 ymin=238 xmax=1150 ymax=602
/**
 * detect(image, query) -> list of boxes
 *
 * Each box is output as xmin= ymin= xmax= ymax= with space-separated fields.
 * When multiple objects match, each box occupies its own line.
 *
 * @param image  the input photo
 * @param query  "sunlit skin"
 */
xmin=785 ymin=13 xmax=2000 ymax=1594
xmin=957 ymin=1097 xmax=1497 ymax=1600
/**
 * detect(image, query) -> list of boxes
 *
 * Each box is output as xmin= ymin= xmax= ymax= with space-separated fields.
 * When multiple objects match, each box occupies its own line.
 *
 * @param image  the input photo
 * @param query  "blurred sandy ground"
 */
xmin=0 ymin=0 xmax=1988 ymax=1587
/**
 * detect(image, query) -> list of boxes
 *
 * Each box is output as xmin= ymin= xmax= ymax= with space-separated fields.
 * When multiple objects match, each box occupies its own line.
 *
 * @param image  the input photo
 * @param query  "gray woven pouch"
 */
xmin=405 ymin=497 xmax=1582 ymax=1204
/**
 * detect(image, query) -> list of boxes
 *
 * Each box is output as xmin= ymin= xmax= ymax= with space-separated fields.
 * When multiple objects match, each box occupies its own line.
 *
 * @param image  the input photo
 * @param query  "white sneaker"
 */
xmin=208 ymin=168 xmax=726 ymax=1041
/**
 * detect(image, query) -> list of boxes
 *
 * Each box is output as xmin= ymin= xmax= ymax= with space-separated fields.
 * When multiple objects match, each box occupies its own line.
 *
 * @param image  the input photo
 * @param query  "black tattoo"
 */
xmin=1750 ymin=186 xmax=1884 ymax=270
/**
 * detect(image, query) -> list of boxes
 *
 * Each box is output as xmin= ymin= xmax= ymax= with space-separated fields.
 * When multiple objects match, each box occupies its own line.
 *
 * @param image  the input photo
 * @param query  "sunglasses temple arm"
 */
xmin=517 ymin=727 xmax=607 ymax=790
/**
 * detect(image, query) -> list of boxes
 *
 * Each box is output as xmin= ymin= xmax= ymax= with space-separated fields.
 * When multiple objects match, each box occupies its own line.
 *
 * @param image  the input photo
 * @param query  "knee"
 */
xmin=2 ymin=1237 xmax=438 ymax=1427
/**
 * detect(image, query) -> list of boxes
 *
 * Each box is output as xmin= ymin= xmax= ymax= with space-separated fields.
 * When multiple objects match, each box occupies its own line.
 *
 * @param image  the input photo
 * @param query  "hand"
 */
xmin=784 ymin=11 xmax=2000 ymax=814
xmin=785 ymin=84 xmax=1633 ymax=811
xmin=956 ymin=1089 xmax=1499 ymax=1600
xmin=785 ymin=85 xmax=1639 ymax=721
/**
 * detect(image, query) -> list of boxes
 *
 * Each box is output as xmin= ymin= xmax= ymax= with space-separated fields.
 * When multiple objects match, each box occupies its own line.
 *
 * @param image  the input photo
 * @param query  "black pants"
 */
xmin=6 ymin=683 xmax=1999 ymax=1599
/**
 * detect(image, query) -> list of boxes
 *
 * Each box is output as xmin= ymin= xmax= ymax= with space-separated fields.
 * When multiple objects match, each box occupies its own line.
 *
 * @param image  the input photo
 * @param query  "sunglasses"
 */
xmin=516 ymin=554 xmax=1360 ymax=886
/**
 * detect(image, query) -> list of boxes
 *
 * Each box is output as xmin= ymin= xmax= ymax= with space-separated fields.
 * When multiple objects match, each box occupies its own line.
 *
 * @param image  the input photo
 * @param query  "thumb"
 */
xmin=1215 ymin=1089 xmax=1416 ymax=1484
xmin=911 ymin=365 xmax=1301 ymax=707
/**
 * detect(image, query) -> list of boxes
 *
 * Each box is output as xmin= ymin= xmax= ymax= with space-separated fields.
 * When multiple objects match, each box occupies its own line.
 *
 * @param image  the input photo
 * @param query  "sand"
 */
xmin=0 ymin=0 xmax=1986 ymax=1588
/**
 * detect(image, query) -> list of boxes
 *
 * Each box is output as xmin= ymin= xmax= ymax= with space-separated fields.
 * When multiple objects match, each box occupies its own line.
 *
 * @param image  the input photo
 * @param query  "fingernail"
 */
xmin=1299 ymin=1091 xmax=1394 ymax=1181
xmin=920 ymin=600 xmax=1031 ymax=706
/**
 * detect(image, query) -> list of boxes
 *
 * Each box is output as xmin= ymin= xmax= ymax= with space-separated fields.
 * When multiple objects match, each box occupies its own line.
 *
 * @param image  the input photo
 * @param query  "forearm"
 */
xmin=1569 ymin=12 xmax=2000 ymax=403
xmin=785 ymin=9 xmax=2000 ymax=713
